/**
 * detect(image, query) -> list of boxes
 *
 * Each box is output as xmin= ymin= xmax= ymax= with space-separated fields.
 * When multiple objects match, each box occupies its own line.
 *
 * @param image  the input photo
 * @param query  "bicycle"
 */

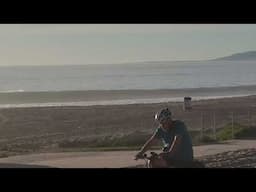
xmin=135 ymin=151 xmax=172 ymax=168
xmin=135 ymin=152 xmax=205 ymax=168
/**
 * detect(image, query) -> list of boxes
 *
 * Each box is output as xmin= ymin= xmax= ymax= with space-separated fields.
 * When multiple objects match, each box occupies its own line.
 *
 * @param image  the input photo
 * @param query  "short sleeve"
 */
xmin=174 ymin=121 xmax=186 ymax=137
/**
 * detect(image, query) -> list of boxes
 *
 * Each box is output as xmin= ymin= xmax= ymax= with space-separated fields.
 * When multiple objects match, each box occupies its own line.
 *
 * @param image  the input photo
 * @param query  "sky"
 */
xmin=0 ymin=24 xmax=256 ymax=66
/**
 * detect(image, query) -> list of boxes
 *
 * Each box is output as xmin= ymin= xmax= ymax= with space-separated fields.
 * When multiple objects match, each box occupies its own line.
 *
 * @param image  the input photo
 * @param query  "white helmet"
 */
xmin=154 ymin=108 xmax=172 ymax=123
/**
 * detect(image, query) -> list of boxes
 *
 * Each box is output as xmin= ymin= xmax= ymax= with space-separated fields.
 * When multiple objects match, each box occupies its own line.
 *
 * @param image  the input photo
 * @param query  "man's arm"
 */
xmin=160 ymin=135 xmax=182 ymax=159
xmin=135 ymin=133 xmax=158 ymax=159
xmin=168 ymin=135 xmax=182 ymax=154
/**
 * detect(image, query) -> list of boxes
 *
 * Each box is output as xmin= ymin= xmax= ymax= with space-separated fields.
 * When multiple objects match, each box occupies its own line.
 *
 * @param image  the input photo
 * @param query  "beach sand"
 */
xmin=0 ymin=88 xmax=256 ymax=167
xmin=0 ymin=92 xmax=256 ymax=140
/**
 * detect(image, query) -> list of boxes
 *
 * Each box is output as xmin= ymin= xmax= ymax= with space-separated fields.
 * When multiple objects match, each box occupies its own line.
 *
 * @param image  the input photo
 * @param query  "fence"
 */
xmin=180 ymin=108 xmax=256 ymax=140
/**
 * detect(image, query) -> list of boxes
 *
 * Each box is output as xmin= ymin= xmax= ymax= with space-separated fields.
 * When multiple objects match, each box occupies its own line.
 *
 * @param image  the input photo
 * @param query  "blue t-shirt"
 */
xmin=154 ymin=120 xmax=193 ymax=161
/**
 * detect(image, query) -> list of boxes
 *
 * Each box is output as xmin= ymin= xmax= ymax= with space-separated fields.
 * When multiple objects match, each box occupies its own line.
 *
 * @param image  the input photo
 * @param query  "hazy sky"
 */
xmin=0 ymin=24 xmax=256 ymax=66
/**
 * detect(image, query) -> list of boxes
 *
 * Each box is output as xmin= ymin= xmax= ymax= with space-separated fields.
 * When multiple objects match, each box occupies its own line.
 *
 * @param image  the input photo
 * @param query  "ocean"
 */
xmin=1 ymin=60 xmax=256 ymax=107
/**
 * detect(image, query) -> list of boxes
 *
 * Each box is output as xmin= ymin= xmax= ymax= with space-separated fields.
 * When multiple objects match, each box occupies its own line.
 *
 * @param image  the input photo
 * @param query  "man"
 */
xmin=135 ymin=108 xmax=194 ymax=168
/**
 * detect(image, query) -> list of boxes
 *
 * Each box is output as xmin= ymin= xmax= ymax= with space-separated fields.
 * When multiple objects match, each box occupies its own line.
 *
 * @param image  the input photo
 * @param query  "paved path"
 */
xmin=0 ymin=140 xmax=255 ymax=168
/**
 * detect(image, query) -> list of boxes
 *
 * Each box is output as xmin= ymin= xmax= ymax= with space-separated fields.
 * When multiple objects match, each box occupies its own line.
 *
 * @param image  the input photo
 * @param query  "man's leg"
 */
xmin=149 ymin=156 xmax=169 ymax=168
xmin=166 ymin=159 xmax=194 ymax=168
xmin=161 ymin=156 xmax=188 ymax=168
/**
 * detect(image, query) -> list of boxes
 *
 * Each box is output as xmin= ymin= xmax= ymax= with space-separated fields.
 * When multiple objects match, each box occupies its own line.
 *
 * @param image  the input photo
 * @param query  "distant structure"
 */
xmin=214 ymin=51 xmax=256 ymax=61
xmin=183 ymin=97 xmax=192 ymax=111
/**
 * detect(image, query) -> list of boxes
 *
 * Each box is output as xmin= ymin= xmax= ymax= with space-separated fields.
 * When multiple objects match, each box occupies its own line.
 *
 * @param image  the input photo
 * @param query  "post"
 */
xmin=184 ymin=97 xmax=192 ymax=111
xmin=213 ymin=111 xmax=216 ymax=140
xmin=231 ymin=112 xmax=234 ymax=139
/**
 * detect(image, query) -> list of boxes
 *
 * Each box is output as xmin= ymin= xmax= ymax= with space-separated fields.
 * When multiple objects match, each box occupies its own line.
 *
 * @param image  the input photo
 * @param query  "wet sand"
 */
xmin=1 ymin=85 xmax=256 ymax=106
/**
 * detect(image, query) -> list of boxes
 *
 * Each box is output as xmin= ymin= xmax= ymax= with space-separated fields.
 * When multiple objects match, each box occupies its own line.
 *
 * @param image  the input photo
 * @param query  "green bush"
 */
xmin=189 ymin=123 xmax=256 ymax=144
xmin=216 ymin=123 xmax=247 ymax=141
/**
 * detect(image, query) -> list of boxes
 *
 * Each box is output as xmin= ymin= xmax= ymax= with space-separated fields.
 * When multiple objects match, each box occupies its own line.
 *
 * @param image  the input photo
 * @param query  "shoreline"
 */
xmin=1 ymin=84 xmax=256 ymax=108
xmin=0 ymin=94 xmax=254 ymax=109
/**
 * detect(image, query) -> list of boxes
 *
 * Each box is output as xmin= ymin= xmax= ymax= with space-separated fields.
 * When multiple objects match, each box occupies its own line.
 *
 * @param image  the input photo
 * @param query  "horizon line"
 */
xmin=0 ymin=50 xmax=255 ymax=67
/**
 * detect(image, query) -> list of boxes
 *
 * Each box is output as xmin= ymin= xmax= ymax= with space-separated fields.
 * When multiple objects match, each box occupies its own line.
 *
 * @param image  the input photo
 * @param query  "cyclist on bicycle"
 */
xmin=135 ymin=108 xmax=194 ymax=168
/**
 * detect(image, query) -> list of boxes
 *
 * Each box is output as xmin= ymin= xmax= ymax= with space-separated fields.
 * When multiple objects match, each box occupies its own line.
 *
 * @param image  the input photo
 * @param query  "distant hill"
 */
xmin=214 ymin=51 xmax=256 ymax=61
xmin=122 ymin=51 xmax=256 ymax=65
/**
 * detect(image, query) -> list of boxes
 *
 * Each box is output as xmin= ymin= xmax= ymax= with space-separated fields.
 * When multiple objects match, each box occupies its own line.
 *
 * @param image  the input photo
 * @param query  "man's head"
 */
xmin=154 ymin=108 xmax=173 ymax=130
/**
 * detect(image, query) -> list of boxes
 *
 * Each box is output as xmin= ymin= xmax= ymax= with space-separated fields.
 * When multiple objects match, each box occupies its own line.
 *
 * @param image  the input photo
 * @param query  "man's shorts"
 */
xmin=163 ymin=156 xmax=194 ymax=168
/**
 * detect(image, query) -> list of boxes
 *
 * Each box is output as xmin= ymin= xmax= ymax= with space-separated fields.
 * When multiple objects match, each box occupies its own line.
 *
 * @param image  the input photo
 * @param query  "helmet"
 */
xmin=154 ymin=108 xmax=172 ymax=123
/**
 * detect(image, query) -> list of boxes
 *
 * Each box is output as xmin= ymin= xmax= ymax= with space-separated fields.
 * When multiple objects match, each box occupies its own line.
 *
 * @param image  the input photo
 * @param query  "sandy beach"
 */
xmin=0 ymin=87 xmax=256 ymax=167
xmin=1 ymin=90 xmax=256 ymax=139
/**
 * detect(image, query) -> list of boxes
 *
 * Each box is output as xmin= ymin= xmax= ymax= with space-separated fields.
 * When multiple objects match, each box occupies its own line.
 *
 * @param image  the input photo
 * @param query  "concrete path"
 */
xmin=0 ymin=140 xmax=255 ymax=168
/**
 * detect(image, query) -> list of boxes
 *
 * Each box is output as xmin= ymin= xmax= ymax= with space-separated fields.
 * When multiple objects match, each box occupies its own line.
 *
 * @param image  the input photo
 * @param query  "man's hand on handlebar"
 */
xmin=135 ymin=151 xmax=161 ymax=160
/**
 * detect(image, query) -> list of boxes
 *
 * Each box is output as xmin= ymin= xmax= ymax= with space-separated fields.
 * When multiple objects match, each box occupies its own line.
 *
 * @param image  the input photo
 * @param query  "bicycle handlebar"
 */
xmin=135 ymin=152 xmax=159 ymax=160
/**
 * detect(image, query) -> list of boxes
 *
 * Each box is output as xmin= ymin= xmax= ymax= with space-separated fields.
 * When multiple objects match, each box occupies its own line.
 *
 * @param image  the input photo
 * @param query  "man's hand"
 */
xmin=134 ymin=151 xmax=144 ymax=160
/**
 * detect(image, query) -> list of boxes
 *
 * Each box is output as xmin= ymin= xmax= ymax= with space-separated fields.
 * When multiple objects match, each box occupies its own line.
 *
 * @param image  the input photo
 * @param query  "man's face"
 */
xmin=160 ymin=118 xmax=172 ymax=130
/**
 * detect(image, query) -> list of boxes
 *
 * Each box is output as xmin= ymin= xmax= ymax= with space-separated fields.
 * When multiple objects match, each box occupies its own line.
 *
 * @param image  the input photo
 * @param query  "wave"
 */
xmin=0 ymin=90 xmax=25 ymax=93
xmin=0 ymin=94 xmax=252 ymax=109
